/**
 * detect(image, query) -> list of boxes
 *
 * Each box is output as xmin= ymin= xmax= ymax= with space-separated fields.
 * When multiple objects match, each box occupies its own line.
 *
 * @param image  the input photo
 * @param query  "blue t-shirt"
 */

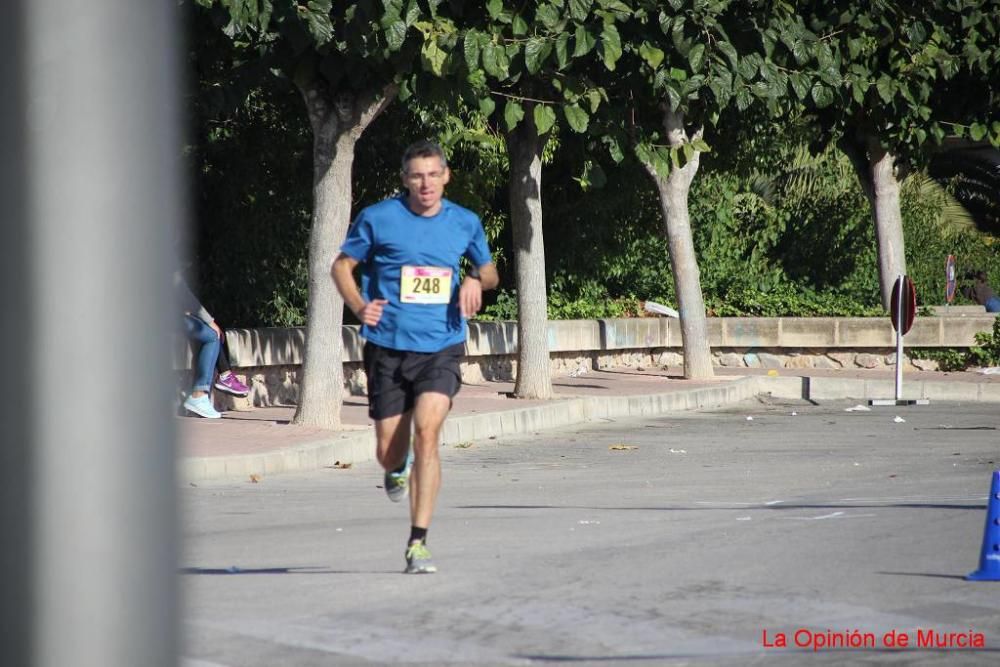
xmin=340 ymin=195 xmax=493 ymax=353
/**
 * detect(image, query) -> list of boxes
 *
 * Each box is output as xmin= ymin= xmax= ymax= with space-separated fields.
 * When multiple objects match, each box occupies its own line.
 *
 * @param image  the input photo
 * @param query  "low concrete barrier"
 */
xmin=205 ymin=315 xmax=997 ymax=367
xmin=173 ymin=316 xmax=998 ymax=409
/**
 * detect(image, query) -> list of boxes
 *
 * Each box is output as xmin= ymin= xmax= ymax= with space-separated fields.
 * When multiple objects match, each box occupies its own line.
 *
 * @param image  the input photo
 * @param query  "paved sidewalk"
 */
xmin=178 ymin=367 xmax=1000 ymax=483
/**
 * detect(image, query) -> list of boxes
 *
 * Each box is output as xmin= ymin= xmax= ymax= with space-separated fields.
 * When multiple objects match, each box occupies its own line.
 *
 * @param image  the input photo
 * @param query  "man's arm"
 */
xmin=459 ymin=262 xmax=499 ymax=318
xmin=331 ymin=253 xmax=386 ymax=326
xmin=476 ymin=262 xmax=499 ymax=290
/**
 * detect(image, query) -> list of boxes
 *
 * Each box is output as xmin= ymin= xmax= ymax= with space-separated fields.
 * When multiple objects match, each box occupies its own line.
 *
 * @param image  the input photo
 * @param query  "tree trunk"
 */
xmin=841 ymin=133 xmax=906 ymax=310
xmin=292 ymin=76 xmax=396 ymax=429
xmin=642 ymin=109 xmax=713 ymax=379
xmin=508 ymin=108 xmax=553 ymax=399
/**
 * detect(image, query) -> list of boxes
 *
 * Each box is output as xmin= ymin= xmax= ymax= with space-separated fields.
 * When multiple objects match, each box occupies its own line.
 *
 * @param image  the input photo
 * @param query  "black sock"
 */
xmin=409 ymin=526 xmax=427 ymax=545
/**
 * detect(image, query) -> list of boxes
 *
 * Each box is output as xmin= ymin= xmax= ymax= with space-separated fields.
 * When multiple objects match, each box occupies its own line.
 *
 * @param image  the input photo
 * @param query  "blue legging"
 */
xmin=986 ymin=296 xmax=1000 ymax=313
xmin=184 ymin=315 xmax=220 ymax=392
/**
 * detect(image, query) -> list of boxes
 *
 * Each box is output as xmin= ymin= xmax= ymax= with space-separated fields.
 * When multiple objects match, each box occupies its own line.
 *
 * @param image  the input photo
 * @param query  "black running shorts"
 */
xmin=362 ymin=341 xmax=464 ymax=420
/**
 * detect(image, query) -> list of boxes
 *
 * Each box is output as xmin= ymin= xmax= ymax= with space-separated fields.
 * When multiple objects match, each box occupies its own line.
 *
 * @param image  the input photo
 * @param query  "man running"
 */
xmin=331 ymin=140 xmax=498 ymax=574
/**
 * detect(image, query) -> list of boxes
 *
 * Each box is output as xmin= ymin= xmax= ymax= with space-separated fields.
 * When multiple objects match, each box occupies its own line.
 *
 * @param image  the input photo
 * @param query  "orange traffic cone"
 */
xmin=967 ymin=471 xmax=1000 ymax=581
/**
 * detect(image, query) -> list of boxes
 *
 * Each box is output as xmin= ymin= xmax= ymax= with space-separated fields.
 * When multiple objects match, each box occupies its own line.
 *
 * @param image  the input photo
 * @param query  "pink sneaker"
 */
xmin=214 ymin=372 xmax=249 ymax=397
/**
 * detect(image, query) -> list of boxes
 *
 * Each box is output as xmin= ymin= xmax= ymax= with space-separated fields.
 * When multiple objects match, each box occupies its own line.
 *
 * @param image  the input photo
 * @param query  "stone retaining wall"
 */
xmin=174 ymin=315 xmax=997 ymax=410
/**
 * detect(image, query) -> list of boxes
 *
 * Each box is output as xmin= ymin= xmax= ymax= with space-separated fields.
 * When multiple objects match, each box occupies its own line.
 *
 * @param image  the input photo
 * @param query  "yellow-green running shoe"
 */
xmin=404 ymin=540 xmax=437 ymax=574
xmin=384 ymin=449 xmax=413 ymax=503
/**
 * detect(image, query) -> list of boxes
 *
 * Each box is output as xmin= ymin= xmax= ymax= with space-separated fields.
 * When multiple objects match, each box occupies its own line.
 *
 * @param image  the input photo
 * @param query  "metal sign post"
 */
xmin=870 ymin=274 xmax=929 ymax=406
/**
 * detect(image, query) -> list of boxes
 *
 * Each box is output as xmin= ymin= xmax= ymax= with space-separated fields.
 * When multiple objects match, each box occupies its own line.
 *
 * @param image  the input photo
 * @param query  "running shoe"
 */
xmin=183 ymin=394 xmax=222 ymax=419
xmin=404 ymin=540 xmax=437 ymax=574
xmin=384 ymin=449 xmax=413 ymax=503
xmin=214 ymin=372 xmax=250 ymax=397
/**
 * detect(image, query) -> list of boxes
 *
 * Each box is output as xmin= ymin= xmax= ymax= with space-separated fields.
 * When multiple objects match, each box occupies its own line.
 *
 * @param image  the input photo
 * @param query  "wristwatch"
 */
xmin=467 ymin=266 xmax=481 ymax=281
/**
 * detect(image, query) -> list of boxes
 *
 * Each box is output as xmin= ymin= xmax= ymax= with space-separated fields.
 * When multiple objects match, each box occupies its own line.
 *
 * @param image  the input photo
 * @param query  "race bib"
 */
xmin=400 ymin=265 xmax=452 ymax=304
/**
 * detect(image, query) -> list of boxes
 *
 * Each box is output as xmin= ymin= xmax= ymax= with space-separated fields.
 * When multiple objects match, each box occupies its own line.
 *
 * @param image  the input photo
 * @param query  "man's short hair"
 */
xmin=401 ymin=140 xmax=448 ymax=174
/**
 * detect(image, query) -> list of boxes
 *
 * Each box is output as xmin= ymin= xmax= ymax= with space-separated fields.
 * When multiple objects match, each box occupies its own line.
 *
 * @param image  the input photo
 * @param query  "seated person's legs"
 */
xmin=184 ymin=315 xmax=221 ymax=394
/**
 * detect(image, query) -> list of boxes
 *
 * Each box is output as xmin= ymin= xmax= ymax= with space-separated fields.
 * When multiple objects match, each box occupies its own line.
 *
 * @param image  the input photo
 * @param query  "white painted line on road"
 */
xmin=786 ymin=512 xmax=878 ymax=521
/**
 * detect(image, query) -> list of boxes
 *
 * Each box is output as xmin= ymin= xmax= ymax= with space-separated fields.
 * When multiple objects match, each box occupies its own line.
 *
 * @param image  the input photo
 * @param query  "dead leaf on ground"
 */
xmin=332 ymin=461 xmax=353 ymax=469
xmin=454 ymin=441 xmax=474 ymax=449
xmin=609 ymin=444 xmax=638 ymax=451
xmin=249 ymin=473 xmax=262 ymax=483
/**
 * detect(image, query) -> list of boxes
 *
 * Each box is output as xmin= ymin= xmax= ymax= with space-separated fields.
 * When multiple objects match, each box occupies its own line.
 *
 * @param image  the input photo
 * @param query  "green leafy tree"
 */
xmin=611 ymin=0 xmax=801 ymax=378
xmin=193 ymin=0 xmax=451 ymax=428
xmin=453 ymin=0 xmax=631 ymax=398
xmin=781 ymin=1 xmax=1000 ymax=309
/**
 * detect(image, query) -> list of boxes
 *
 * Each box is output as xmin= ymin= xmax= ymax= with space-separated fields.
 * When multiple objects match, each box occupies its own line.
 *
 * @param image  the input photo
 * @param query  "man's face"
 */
xmin=402 ymin=156 xmax=450 ymax=213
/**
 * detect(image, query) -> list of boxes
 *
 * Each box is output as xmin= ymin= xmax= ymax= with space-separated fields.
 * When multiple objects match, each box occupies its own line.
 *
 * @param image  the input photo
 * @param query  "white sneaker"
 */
xmin=183 ymin=394 xmax=221 ymax=419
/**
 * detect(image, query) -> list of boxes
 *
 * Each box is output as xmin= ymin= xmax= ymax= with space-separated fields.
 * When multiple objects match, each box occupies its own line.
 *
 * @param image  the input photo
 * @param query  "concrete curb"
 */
xmin=179 ymin=377 xmax=762 ymax=483
xmin=757 ymin=375 xmax=1000 ymax=403
xmin=179 ymin=374 xmax=1000 ymax=483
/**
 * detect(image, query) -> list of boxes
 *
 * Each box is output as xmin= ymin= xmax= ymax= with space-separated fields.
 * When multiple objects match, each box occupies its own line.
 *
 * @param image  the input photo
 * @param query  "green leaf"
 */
xmin=479 ymin=96 xmax=496 ymax=117
xmin=421 ymin=39 xmax=447 ymax=76
xmin=639 ymin=42 xmax=665 ymax=69
xmin=398 ymin=77 xmax=413 ymax=102
xmin=604 ymin=134 xmax=625 ymax=163
xmin=688 ymin=43 xmax=706 ymax=72
xmin=737 ymin=55 xmax=757 ymax=81
xmin=599 ymin=0 xmax=631 ymax=14
xmin=524 ymin=38 xmax=550 ymax=74
xmin=486 ymin=0 xmax=503 ymax=19
xmin=875 ymin=75 xmax=894 ymax=104
xmin=513 ymin=15 xmax=529 ymax=36
xmin=586 ymin=88 xmax=602 ymax=113
xmin=569 ymin=0 xmax=593 ymax=22
xmin=669 ymin=146 xmax=681 ymax=170
xmin=735 ymin=85 xmax=752 ymax=111
xmin=573 ymin=25 xmax=597 ymax=57
xmin=819 ymin=66 xmax=842 ymax=87
xmin=464 ymin=31 xmax=482 ymax=70
xmin=810 ymin=82 xmax=833 ymax=108
xmin=563 ymin=103 xmax=590 ymax=132
xmin=789 ymin=72 xmax=809 ymax=100
xmin=537 ymin=4 xmax=561 ymax=29
xmin=601 ymin=24 xmax=622 ymax=70
xmin=970 ymin=123 xmax=988 ymax=141
xmin=575 ymin=160 xmax=607 ymax=190
xmin=690 ymin=138 xmax=711 ymax=153
xmin=301 ymin=1 xmax=334 ymax=45
xmin=682 ymin=142 xmax=695 ymax=165
xmin=851 ymin=79 xmax=866 ymax=104
xmin=504 ymin=99 xmax=525 ymax=131
xmin=717 ymin=41 xmax=738 ymax=69
xmin=791 ymin=39 xmax=810 ymax=65
xmin=466 ymin=68 xmax=487 ymax=89
xmin=555 ymin=32 xmax=571 ymax=69
xmin=533 ymin=104 xmax=557 ymax=135
xmin=665 ymin=84 xmax=682 ymax=111
xmin=482 ymin=41 xmax=509 ymax=78
xmin=671 ymin=18 xmax=690 ymax=57
xmin=385 ymin=20 xmax=408 ymax=51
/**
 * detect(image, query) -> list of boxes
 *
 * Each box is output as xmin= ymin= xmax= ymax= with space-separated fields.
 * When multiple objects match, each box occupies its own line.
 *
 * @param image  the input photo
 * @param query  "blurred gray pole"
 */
xmin=1 ymin=0 xmax=32 ymax=665
xmin=25 ymin=1 xmax=181 ymax=666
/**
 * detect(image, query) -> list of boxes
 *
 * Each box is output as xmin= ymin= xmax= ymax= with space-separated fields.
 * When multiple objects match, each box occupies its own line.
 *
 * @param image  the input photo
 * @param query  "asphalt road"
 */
xmin=181 ymin=397 xmax=1000 ymax=666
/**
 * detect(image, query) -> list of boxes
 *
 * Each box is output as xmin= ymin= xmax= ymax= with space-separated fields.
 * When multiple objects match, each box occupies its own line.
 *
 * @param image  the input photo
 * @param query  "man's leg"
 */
xmin=409 ymin=392 xmax=450 ymax=529
xmin=374 ymin=412 xmax=412 ymax=473
xmin=400 ymin=391 xmax=449 ymax=574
